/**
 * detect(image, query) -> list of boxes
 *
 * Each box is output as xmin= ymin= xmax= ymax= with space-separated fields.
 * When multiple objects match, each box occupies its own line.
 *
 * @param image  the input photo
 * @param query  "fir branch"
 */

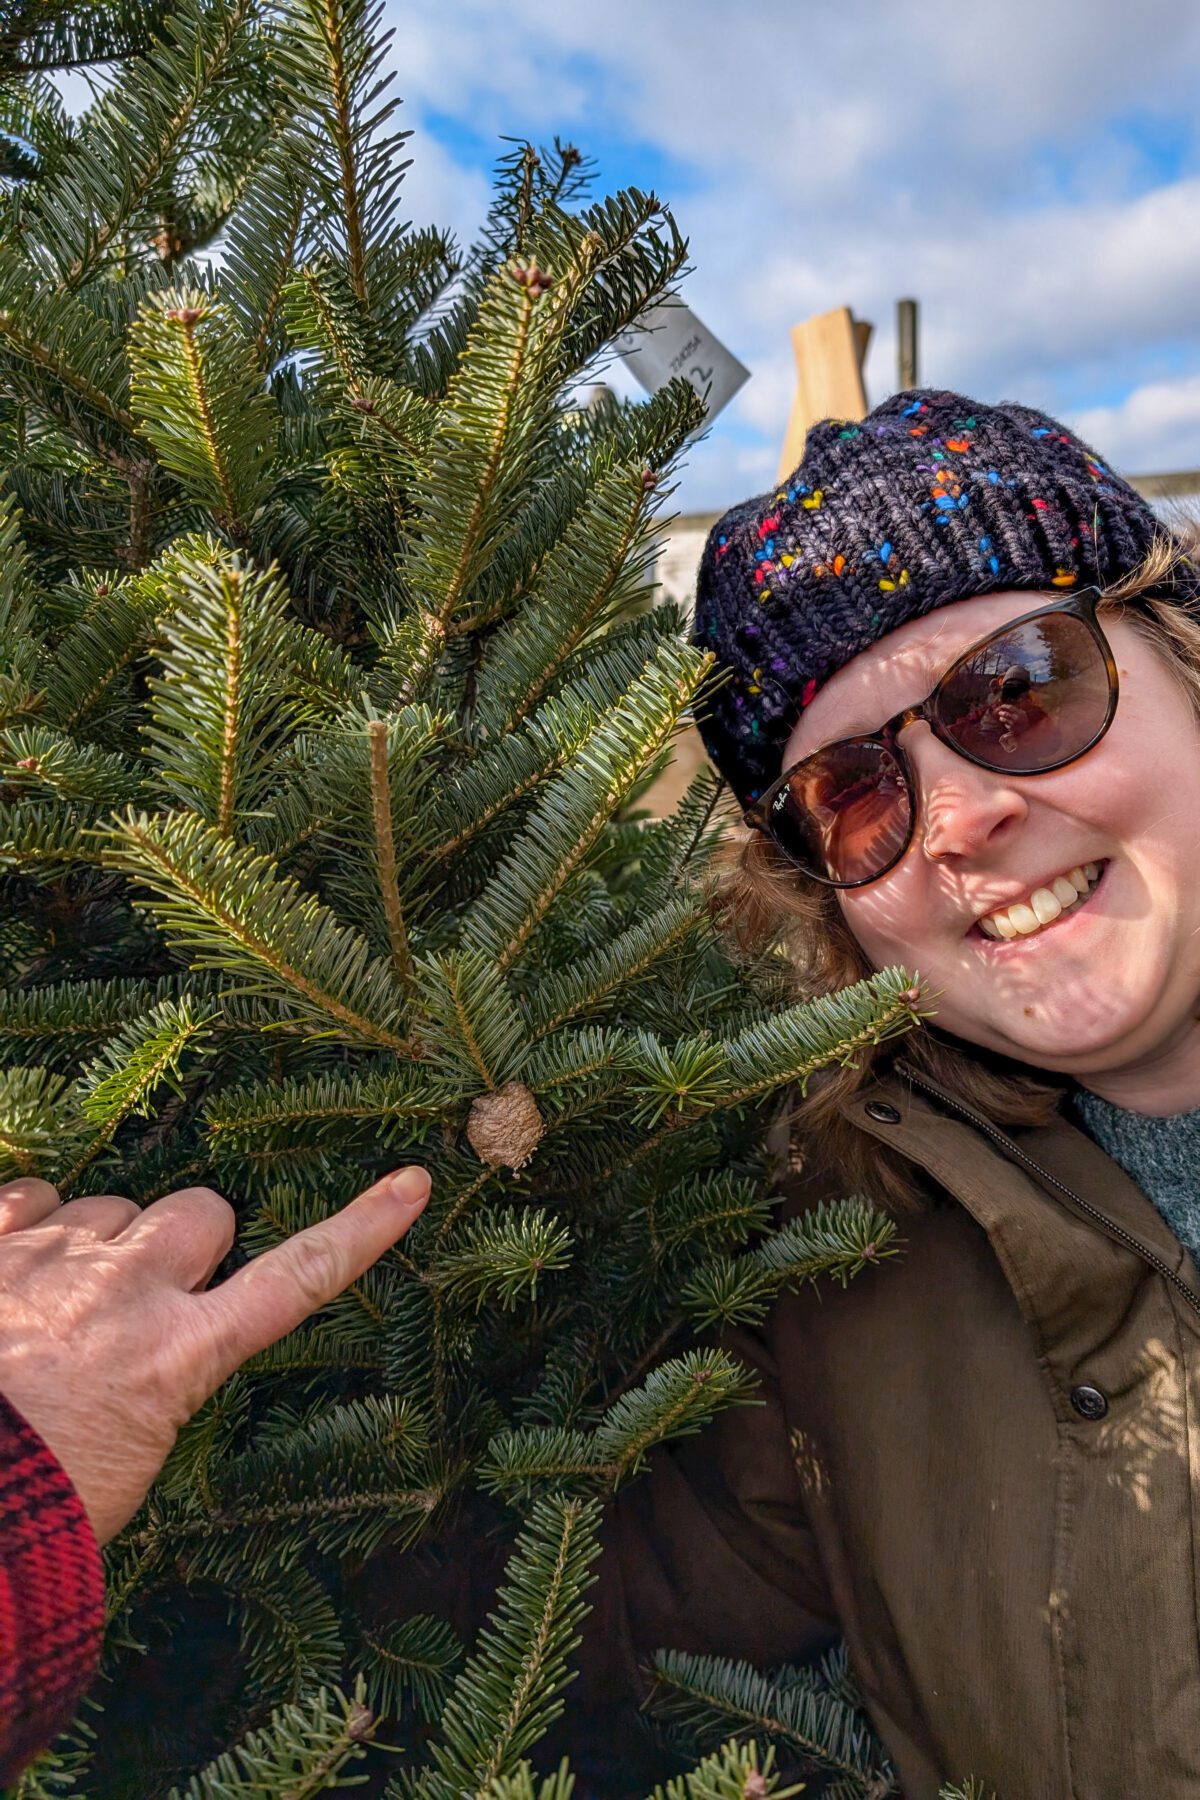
xmin=419 ymin=684 xmax=599 ymax=866
xmin=0 ymin=721 xmax=143 ymax=806
xmin=284 ymin=255 xmax=373 ymax=395
xmin=719 ymin=968 xmax=930 ymax=1108
xmin=278 ymin=0 xmax=411 ymax=305
xmin=128 ymin=287 xmax=278 ymax=536
xmin=166 ymin=1683 xmax=377 ymax=1800
xmin=143 ymin=549 xmax=306 ymax=833
xmin=476 ymin=1426 xmax=599 ymax=1500
xmin=469 ymin=459 xmax=663 ymax=742
xmin=0 ymin=490 xmax=42 ymax=722
xmin=519 ymin=1024 xmax=629 ymax=1095
xmin=0 ymin=246 xmax=138 ymax=449
xmin=0 ymin=799 xmax=104 ymax=871
xmin=481 ymin=1349 xmax=758 ymax=1499
xmin=114 ymin=1391 xmax=442 ymax=1585
xmin=625 ymin=968 xmax=928 ymax=1126
xmin=523 ymin=896 xmax=706 ymax=1041
xmin=233 ymin=1561 xmax=345 ymax=1706
xmin=1 ymin=0 xmax=170 ymax=77
xmin=462 ymin=640 xmax=709 ymax=971
xmin=276 ymin=703 xmax=443 ymax=952
xmin=0 ymin=975 xmax=169 ymax=1064
xmin=0 ymin=1065 xmax=78 ymax=1179
xmin=221 ymin=131 xmax=312 ymax=366
xmin=645 ymin=1651 xmax=889 ymax=1790
xmin=643 ymin=1169 xmax=776 ymax=1259
xmin=429 ymin=1209 xmax=572 ymax=1313
xmin=355 ymin=1613 xmax=464 ymax=1725
xmin=420 ymin=1495 xmax=602 ymax=1800
xmin=30 ymin=0 xmax=255 ymax=288
xmin=204 ymin=1067 xmax=449 ymax=1152
xmin=590 ymin=1348 xmax=758 ymax=1485
xmin=399 ymin=237 xmax=614 ymax=690
xmin=41 ymin=562 xmax=171 ymax=730
xmin=155 ymin=1375 xmax=250 ymax=1508
xmin=404 ymin=263 xmax=542 ymax=654
xmin=415 ymin=949 xmax=525 ymax=1089
xmin=102 ymin=810 xmax=419 ymax=1052
xmin=369 ymin=716 xmax=414 ymax=990
xmin=58 ymin=993 xmax=211 ymax=1191
xmin=649 ymin=1739 xmax=803 ymax=1800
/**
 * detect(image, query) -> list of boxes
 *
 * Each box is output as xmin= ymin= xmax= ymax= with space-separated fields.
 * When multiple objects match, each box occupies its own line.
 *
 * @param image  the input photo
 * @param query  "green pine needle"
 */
xmin=102 ymin=810 xmax=418 ymax=1051
xmin=645 ymin=1651 xmax=891 ymax=1791
xmin=419 ymin=1494 xmax=602 ymax=1800
xmin=166 ymin=1682 xmax=377 ymax=1800
xmin=130 ymin=288 xmax=279 ymax=534
xmin=355 ymin=1613 xmax=464 ymax=1725
xmin=648 ymin=1739 xmax=805 ymax=1800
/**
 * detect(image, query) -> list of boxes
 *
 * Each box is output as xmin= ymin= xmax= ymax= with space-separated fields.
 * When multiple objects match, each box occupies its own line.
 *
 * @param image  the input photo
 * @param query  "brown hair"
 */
xmin=712 ymin=535 xmax=1200 ymax=1209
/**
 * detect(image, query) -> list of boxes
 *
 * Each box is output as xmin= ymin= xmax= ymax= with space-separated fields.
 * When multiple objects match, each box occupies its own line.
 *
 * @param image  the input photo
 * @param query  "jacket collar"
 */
xmin=838 ymin=1062 xmax=1200 ymax=1329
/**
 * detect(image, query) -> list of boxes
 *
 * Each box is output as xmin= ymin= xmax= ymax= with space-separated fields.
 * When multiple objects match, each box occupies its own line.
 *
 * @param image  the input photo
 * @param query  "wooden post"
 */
xmin=897 ymin=298 xmax=918 ymax=391
xmin=776 ymin=305 xmax=871 ymax=483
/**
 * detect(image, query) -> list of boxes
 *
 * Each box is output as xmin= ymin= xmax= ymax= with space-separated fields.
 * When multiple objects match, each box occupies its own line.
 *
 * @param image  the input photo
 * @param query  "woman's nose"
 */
xmin=902 ymin=723 xmax=1029 ymax=862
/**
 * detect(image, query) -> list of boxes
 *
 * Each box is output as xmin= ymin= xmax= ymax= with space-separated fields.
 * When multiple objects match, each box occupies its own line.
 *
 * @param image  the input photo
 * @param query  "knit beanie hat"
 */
xmin=691 ymin=388 xmax=1198 ymax=807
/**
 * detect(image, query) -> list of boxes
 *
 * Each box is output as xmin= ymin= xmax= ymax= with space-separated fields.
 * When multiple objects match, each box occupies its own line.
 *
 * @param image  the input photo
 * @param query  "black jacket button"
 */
xmin=1070 ymin=1384 xmax=1109 ymax=1421
xmin=864 ymin=1100 xmax=901 ymax=1124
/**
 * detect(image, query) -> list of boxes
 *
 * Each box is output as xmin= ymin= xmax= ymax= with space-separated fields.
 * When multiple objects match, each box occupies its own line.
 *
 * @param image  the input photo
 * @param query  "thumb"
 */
xmin=197 ymin=1166 xmax=431 ymax=1381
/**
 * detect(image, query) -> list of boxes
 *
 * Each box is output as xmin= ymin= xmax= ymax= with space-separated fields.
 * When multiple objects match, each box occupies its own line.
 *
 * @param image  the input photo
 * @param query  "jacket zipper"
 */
xmin=896 ymin=1063 xmax=1200 ymax=1320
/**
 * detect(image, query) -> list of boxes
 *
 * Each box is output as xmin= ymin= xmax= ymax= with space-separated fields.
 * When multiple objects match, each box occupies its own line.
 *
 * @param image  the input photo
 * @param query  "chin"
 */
xmin=948 ymin=985 xmax=1164 ymax=1076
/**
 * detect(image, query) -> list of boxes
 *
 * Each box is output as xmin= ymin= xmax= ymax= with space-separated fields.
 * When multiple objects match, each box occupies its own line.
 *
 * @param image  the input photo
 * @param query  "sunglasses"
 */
xmin=743 ymin=588 xmax=1119 ymax=888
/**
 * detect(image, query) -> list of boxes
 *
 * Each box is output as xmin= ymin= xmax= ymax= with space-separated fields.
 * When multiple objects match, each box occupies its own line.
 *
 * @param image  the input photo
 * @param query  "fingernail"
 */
xmin=378 ymin=1166 xmax=431 ymax=1208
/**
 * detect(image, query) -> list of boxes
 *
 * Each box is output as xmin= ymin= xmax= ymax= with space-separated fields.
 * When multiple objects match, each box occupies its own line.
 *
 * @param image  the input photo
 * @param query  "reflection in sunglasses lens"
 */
xmin=937 ymin=614 xmax=1110 ymax=772
xmin=781 ymin=742 xmax=911 ymax=883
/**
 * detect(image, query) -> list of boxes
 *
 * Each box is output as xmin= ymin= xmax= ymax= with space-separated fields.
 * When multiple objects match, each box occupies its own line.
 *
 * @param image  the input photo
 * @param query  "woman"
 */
xmin=4 ymin=390 xmax=1197 ymax=1797
xmin=584 ymin=390 xmax=1200 ymax=1799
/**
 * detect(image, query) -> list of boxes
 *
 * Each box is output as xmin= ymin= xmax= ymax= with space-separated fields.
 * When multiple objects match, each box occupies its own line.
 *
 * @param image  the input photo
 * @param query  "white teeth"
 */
xmin=978 ymin=861 xmax=1103 ymax=943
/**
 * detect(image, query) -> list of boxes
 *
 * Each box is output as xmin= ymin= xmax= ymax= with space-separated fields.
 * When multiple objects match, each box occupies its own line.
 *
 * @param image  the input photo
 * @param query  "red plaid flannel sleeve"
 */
xmin=0 ymin=1393 xmax=104 ymax=1785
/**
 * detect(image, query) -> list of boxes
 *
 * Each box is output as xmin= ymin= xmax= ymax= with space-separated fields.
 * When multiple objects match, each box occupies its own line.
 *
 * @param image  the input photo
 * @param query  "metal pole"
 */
xmin=897 ymin=298 xmax=918 ymax=392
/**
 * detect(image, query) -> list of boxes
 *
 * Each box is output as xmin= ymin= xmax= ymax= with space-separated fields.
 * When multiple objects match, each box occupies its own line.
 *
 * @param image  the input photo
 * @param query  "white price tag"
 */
xmin=616 ymin=298 xmax=749 ymax=426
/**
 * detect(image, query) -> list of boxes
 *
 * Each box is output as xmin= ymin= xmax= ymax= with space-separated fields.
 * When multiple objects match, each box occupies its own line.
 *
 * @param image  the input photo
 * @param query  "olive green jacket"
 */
xmin=592 ymin=1065 xmax=1200 ymax=1799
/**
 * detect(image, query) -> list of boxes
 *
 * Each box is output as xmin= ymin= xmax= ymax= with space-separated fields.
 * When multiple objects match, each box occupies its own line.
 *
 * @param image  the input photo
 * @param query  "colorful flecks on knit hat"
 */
xmin=690 ymin=388 xmax=1199 ymax=809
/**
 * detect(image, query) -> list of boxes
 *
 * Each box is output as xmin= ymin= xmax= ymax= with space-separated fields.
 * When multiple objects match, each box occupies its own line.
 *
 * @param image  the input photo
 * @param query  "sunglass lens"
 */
xmin=935 ymin=611 xmax=1111 ymax=772
xmin=770 ymin=741 xmax=911 ymax=883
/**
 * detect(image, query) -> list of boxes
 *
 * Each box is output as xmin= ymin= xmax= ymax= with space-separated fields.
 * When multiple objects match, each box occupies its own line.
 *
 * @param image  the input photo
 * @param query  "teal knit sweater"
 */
xmin=1072 ymin=1087 xmax=1200 ymax=1269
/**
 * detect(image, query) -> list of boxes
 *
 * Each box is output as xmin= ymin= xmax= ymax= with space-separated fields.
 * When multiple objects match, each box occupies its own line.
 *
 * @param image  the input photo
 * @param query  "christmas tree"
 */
xmin=0 ymin=4 xmax=936 ymax=1795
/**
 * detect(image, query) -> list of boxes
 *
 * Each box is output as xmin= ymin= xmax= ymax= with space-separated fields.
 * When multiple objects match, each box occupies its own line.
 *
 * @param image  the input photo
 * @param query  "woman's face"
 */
xmin=779 ymin=589 xmax=1200 ymax=1095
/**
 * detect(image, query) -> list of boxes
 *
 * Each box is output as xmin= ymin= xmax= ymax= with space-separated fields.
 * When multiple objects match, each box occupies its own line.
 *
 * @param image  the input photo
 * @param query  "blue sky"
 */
xmin=385 ymin=0 xmax=1200 ymax=515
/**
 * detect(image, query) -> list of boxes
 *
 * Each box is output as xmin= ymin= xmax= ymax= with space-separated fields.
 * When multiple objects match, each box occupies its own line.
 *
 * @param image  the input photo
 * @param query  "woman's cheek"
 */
xmin=838 ymin=868 xmax=930 ymax=969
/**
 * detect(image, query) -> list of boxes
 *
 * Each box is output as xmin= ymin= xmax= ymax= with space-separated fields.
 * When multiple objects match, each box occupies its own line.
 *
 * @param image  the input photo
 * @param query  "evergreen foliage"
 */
xmin=0 ymin=6 xmax=933 ymax=1796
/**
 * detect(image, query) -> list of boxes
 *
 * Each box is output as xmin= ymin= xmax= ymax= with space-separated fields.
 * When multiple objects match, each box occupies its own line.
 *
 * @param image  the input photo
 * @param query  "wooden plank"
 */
xmin=776 ymin=305 xmax=869 ymax=482
xmin=852 ymin=316 xmax=873 ymax=371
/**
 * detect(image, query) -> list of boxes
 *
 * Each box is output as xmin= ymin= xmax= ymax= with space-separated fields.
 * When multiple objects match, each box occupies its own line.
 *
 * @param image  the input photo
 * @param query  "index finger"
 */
xmin=0 ymin=1178 xmax=60 ymax=1234
xmin=195 ymin=1166 xmax=430 ymax=1379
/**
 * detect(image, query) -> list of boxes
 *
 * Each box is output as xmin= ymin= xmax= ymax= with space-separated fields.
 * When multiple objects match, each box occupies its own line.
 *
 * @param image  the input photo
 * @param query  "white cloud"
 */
xmin=395 ymin=118 xmax=492 ymax=253
xmin=378 ymin=0 xmax=1200 ymax=511
xmin=1072 ymin=373 xmax=1200 ymax=471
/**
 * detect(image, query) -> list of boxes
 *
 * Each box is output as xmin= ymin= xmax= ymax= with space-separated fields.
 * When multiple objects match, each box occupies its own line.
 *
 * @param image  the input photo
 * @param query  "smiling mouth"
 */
xmin=971 ymin=860 xmax=1115 ymax=950
xmin=973 ymin=860 xmax=1108 ymax=944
